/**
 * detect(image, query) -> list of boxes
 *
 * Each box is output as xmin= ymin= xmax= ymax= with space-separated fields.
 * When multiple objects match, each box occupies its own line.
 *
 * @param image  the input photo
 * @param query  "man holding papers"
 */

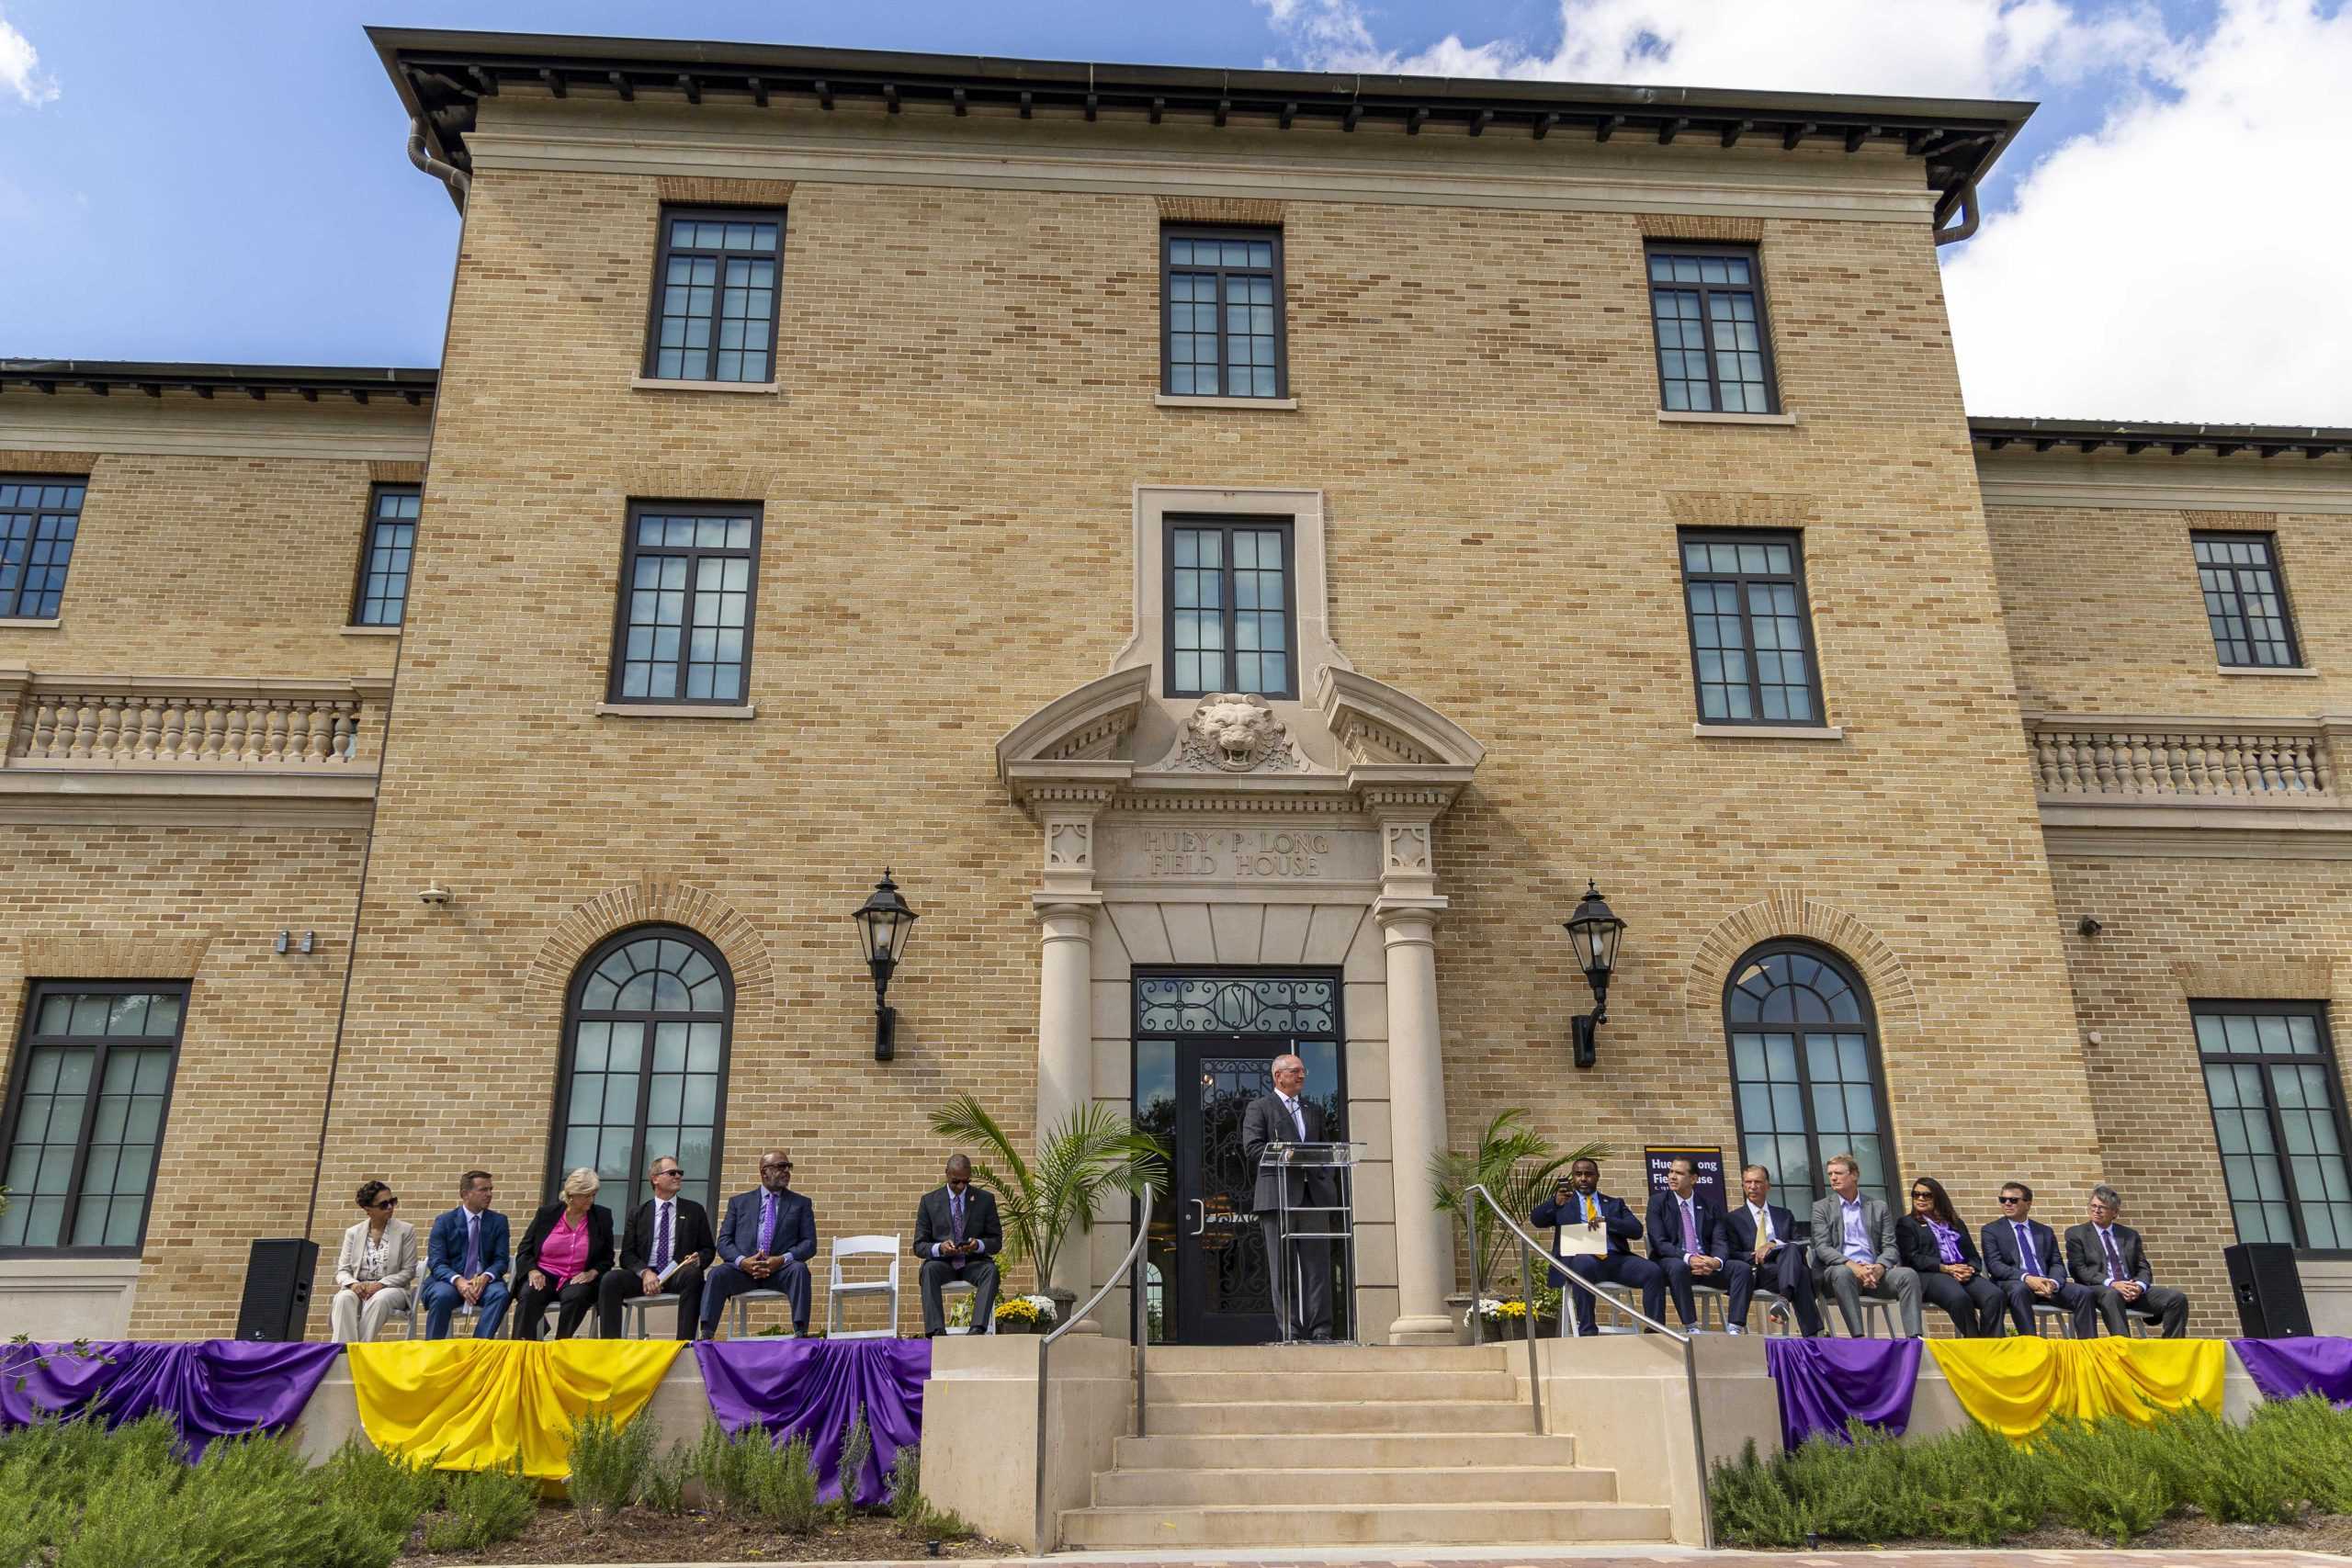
xmin=596 ymin=1153 xmax=716 ymax=1339
xmin=1532 ymin=1156 xmax=1663 ymax=1337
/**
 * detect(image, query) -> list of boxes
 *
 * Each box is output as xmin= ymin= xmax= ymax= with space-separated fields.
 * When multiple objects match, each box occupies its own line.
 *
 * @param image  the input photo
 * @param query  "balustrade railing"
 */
xmin=2027 ymin=716 xmax=2338 ymax=802
xmin=2 ymin=676 xmax=388 ymax=770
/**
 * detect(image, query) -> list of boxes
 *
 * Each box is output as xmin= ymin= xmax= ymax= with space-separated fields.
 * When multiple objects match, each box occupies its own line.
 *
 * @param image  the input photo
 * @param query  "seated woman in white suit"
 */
xmin=331 ymin=1179 xmax=419 ymax=1342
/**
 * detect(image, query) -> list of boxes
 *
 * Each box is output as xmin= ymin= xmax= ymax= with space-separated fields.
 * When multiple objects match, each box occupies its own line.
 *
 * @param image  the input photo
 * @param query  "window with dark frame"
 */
xmin=1164 ymin=518 xmax=1297 ymax=699
xmin=354 ymin=485 xmax=419 ymax=627
xmin=1646 ymin=246 xmax=1779 ymax=414
xmin=1161 ymin=227 xmax=1287 ymax=399
xmin=609 ymin=503 xmax=761 ymax=705
xmin=642 ymin=208 xmax=783 ymax=383
xmin=1678 ymin=531 xmax=1826 ymax=724
xmin=550 ymin=929 xmax=732 ymax=1215
xmin=0 ymin=476 xmax=86 ymax=619
xmin=2192 ymin=533 xmax=2302 ymax=669
xmin=1724 ymin=943 xmax=1896 ymax=1219
xmin=0 ymin=982 xmax=187 ymax=1255
xmin=2194 ymin=1001 xmax=2352 ymax=1252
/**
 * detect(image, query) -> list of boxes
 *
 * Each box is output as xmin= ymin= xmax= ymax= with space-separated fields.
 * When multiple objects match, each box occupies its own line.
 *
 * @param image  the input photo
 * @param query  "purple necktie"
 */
xmin=2101 ymin=1227 xmax=2125 ymax=1282
xmin=759 ymin=1190 xmax=777 ymax=1253
xmin=2015 ymin=1223 xmax=2036 ymax=1274
xmin=951 ymin=1192 xmax=966 ymax=1246
xmin=653 ymin=1202 xmax=673 ymax=1272
xmin=1681 ymin=1199 xmax=1697 ymax=1250
xmin=463 ymin=1213 xmax=480 ymax=1277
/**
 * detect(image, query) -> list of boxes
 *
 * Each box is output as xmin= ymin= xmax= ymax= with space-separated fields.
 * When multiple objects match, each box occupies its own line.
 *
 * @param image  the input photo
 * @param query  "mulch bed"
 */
xmin=395 ymin=1504 xmax=1010 ymax=1565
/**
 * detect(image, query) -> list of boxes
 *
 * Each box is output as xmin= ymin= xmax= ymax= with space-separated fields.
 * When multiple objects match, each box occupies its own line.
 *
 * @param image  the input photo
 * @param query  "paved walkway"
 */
xmin=475 ymin=1551 xmax=2352 ymax=1567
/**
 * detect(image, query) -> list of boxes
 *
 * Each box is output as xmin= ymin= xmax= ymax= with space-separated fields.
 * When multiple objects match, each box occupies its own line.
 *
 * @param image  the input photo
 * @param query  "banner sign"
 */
xmin=1643 ymin=1145 xmax=1726 ymax=1210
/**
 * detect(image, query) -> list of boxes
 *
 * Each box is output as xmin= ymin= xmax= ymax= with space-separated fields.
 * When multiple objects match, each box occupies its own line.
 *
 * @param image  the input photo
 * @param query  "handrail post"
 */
xmin=1683 ymin=1331 xmax=1715 ymax=1548
xmin=1031 ymin=1328 xmax=1051 ymax=1552
xmin=1132 ymin=1228 xmax=1148 ymax=1438
xmin=1463 ymin=1206 xmax=1483 ymax=1346
xmin=1521 ymin=1237 xmax=1544 ymax=1434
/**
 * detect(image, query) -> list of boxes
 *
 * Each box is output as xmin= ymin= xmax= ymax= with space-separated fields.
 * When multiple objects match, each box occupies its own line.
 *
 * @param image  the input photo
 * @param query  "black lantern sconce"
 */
xmin=851 ymin=870 xmax=920 ymax=1061
xmin=1562 ymin=880 xmax=1626 ymax=1069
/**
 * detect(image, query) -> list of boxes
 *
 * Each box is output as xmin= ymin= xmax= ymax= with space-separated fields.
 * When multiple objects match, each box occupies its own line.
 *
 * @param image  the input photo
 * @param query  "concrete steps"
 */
xmin=1058 ymin=1344 xmax=1668 ymax=1550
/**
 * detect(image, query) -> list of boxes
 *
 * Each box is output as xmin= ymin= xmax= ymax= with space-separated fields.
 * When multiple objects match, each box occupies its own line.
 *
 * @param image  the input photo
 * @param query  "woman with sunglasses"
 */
xmin=1894 ymin=1176 xmax=2003 ymax=1337
xmin=331 ymin=1179 xmax=419 ymax=1342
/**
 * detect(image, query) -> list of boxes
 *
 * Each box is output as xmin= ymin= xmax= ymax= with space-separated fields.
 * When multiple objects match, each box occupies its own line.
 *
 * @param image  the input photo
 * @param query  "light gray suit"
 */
xmin=1808 ymin=1192 xmax=1922 ymax=1337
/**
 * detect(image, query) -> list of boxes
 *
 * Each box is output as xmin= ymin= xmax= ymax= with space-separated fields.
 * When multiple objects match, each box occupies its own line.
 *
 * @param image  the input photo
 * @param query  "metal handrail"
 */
xmin=1463 ymin=1182 xmax=1713 ymax=1549
xmin=1031 ymin=1225 xmax=1150 ymax=1552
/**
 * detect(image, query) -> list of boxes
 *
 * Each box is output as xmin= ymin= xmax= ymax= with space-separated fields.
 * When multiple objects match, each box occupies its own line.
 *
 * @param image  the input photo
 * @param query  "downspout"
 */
xmin=1933 ymin=177 xmax=1979 ymax=246
xmin=404 ymin=116 xmax=468 ymax=205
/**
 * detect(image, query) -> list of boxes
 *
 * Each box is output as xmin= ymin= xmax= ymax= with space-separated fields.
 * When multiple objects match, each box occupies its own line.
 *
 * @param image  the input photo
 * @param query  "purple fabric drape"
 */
xmin=2233 ymin=1337 xmax=2352 ymax=1408
xmin=1764 ymin=1336 xmax=1922 ymax=1448
xmin=0 ymin=1340 xmax=344 ymax=1458
xmin=693 ymin=1338 xmax=929 ymax=1506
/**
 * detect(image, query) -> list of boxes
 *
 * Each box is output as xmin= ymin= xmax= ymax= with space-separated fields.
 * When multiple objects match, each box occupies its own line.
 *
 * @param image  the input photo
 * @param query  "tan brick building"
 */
xmin=1 ymin=30 xmax=2346 ymax=1345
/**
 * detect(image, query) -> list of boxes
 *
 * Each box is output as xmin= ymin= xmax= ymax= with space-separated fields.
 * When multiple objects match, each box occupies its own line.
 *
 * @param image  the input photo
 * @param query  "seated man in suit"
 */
xmin=421 ymin=1169 xmax=512 ymax=1339
xmin=1808 ymin=1152 xmax=1922 ymax=1337
xmin=1724 ymin=1164 xmax=1822 ymax=1336
xmin=1532 ymin=1156 xmax=1663 ymax=1337
xmin=1979 ymin=1180 xmax=2097 ymax=1337
xmin=1239 ymin=1054 xmax=1338 ymax=1341
xmin=914 ymin=1154 xmax=1003 ymax=1337
xmin=1646 ymin=1157 xmax=1752 ymax=1332
xmin=699 ymin=1149 xmax=818 ymax=1338
xmin=597 ymin=1154 xmax=716 ymax=1340
xmin=2064 ymin=1183 xmax=2189 ymax=1337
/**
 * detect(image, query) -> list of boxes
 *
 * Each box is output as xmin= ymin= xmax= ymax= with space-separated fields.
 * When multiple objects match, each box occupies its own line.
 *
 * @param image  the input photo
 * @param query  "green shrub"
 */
xmin=757 ymin=1434 xmax=823 ymax=1533
xmin=2245 ymin=1394 xmax=2352 ymax=1514
xmin=639 ymin=1440 xmax=693 ymax=1515
xmin=1914 ymin=1424 xmax=2047 ymax=1545
xmin=317 ymin=1436 xmax=439 ymax=1551
xmin=566 ymin=1406 xmax=656 ymax=1531
xmin=888 ymin=1443 xmax=923 ymax=1524
xmin=833 ymin=1402 xmax=871 ymax=1520
xmin=425 ymin=1454 xmax=538 ymax=1554
xmin=687 ymin=1416 xmax=760 ymax=1517
xmin=52 ymin=1457 xmax=179 ymax=1568
xmin=2037 ymin=1416 xmax=2172 ymax=1545
xmin=1779 ymin=1421 xmax=1926 ymax=1541
xmin=1710 ymin=1438 xmax=1810 ymax=1548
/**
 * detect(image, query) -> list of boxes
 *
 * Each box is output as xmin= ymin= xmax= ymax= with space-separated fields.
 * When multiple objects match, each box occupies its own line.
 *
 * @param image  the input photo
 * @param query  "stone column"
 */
xmin=1371 ymin=805 xmax=1455 ymax=1343
xmin=1033 ymin=797 xmax=1106 ymax=1306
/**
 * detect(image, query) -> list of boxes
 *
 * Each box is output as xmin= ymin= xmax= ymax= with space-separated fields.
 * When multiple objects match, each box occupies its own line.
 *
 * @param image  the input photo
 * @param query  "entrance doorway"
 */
xmin=1132 ymin=969 xmax=1347 ymax=1345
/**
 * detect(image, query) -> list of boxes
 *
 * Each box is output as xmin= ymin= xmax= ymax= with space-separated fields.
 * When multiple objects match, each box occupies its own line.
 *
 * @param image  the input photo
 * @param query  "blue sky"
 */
xmin=2 ymin=1 xmax=2346 ymax=420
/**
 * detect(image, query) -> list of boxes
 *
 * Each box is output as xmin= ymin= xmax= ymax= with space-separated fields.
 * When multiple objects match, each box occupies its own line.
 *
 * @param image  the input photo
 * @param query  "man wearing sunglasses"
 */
xmin=701 ymin=1150 xmax=818 ymax=1338
xmin=598 ymin=1155 xmax=717 ymax=1340
xmin=1977 ymin=1181 xmax=2096 ymax=1337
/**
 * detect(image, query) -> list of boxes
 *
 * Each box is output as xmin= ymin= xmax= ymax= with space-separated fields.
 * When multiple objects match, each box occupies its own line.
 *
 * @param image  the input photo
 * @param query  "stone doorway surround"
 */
xmin=995 ymin=486 xmax=1484 ymax=1344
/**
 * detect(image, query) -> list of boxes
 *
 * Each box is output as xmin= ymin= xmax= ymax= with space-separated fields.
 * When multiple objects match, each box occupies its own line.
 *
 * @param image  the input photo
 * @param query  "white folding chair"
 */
xmin=826 ymin=1235 xmax=902 ymax=1339
xmin=726 ymin=1288 xmax=790 ymax=1338
xmin=938 ymin=1278 xmax=998 ymax=1335
xmin=623 ymin=1292 xmax=680 ymax=1339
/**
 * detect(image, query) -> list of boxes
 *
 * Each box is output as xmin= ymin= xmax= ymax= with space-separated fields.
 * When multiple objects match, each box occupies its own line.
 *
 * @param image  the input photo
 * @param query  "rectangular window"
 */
xmin=643 ymin=208 xmax=783 ymax=383
xmin=1162 ymin=227 xmax=1287 ymax=399
xmin=610 ymin=503 xmax=761 ymax=705
xmin=1679 ymin=531 xmax=1824 ymax=724
xmin=1164 ymin=518 xmax=1295 ymax=698
xmin=0 ymin=983 xmax=187 ymax=1255
xmin=1647 ymin=246 xmax=1779 ymax=414
xmin=2193 ymin=533 xmax=2301 ymax=668
xmin=353 ymin=484 xmax=419 ymax=626
xmin=0 ymin=476 xmax=86 ymax=618
xmin=2195 ymin=1001 xmax=2352 ymax=1252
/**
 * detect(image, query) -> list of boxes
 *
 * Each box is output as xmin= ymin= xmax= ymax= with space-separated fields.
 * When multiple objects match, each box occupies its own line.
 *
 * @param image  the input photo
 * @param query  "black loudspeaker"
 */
xmin=234 ymin=1237 xmax=319 ymax=1341
xmin=2223 ymin=1241 xmax=2312 ymax=1338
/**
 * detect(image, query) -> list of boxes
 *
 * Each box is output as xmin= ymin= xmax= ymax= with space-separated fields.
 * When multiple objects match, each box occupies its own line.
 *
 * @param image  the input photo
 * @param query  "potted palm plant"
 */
xmin=1429 ymin=1110 xmax=1607 ymax=1341
xmin=928 ymin=1095 xmax=1168 ymax=1326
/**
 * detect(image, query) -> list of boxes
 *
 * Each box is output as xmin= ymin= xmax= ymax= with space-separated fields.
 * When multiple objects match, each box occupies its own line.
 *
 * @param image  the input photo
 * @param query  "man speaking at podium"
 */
xmin=1242 ymin=1053 xmax=1336 ymax=1342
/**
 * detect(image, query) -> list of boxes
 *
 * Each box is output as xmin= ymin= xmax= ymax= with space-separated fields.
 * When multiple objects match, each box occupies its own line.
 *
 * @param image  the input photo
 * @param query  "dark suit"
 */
xmin=913 ymin=1184 xmax=1003 ymax=1336
xmin=1724 ymin=1201 xmax=1822 ymax=1336
xmin=701 ymin=1185 xmax=818 ymax=1335
xmin=1979 ymin=1214 xmax=2097 ymax=1337
xmin=595 ymin=1196 xmax=715 ymax=1339
xmin=421 ymin=1204 xmax=512 ymax=1339
xmin=1895 ymin=1213 xmax=2003 ymax=1337
xmin=1645 ymin=1189 xmax=1751 ymax=1330
xmin=2064 ymin=1220 xmax=2189 ymax=1337
xmin=513 ymin=1201 xmax=616 ymax=1340
xmin=1533 ymin=1188 xmax=1663 ymax=1337
xmin=1239 ymin=1090 xmax=1338 ymax=1339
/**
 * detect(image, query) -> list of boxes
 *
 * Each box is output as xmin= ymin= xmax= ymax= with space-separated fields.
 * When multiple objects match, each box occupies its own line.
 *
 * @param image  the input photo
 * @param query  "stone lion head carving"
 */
xmin=1187 ymin=694 xmax=1289 ymax=772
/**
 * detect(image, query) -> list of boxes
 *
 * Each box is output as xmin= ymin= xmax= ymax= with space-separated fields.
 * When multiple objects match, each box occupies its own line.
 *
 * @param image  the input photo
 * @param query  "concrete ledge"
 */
xmin=0 ymin=1257 xmax=141 ymax=1338
xmin=594 ymin=703 xmax=758 ymax=719
xmin=1154 ymin=394 xmax=1301 ymax=411
xmin=2215 ymin=664 xmax=2320 ymax=677
xmin=341 ymin=625 xmax=401 ymax=637
xmin=0 ymin=616 xmax=61 ymax=628
xmin=1693 ymin=723 xmax=1843 ymax=740
xmin=1659 ymin=409 xmax=1798 ymax=427
xmin=628 ymin=376 xmax=782 ymax=395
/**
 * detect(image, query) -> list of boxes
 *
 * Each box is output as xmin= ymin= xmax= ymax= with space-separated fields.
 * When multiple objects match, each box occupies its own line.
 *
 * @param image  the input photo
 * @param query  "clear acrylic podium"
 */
xmin=1256 ymin=1140 xmax=1369 ymax=1344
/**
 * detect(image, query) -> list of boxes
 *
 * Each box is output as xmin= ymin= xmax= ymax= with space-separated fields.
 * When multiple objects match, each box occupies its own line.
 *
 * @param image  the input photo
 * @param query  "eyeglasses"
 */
xmin=1910 ymin=1190 xmax=1934 ymax=1201
xmin=1998 ymin=1195 xmax=2026 ymax=1205
xmin=370 ymin=1197 xmax=399 ymax=1210
xmin=652 ymin=1168 xmax=685 ymax=1179
xmin=761 ymin=1161 xmax=794 ymax=1172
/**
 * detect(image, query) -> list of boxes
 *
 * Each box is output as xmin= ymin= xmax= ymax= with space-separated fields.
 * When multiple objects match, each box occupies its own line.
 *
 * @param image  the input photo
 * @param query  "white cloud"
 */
xmin=0 ymin=8 xmax=60 ymax=107
xmin=1258 ymin=0 xmax=2352 ymax=423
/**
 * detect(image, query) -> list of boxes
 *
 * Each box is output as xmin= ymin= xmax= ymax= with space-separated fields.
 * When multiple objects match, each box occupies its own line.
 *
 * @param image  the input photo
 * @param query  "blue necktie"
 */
xmin=653 ymin=1202 xmax=672 ymax=1273
xmin=463 ymin=1213 xmax=479 ymax=1277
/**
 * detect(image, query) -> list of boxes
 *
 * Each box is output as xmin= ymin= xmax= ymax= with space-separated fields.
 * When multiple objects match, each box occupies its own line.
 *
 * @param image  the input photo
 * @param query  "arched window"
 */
xmin=1724 ymin=942 xmax=1895 ymax=1218
xmin=551 ymin=927 xmax=732 ymax=1216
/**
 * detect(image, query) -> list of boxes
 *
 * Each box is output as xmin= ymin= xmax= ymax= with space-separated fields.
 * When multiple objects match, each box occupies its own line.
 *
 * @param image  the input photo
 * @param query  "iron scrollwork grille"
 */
xmin=1137 ymin=975 xmax=1337 ymax=1035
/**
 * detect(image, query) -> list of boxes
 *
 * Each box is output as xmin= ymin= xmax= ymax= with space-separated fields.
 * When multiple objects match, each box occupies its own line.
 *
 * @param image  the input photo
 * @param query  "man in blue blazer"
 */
xmin=1647 ymin=1158 xmax=1752 ymax=1332
xmin=1978 ymin=1179 xmax=2096 ymax=1337
xmin=699 ymin=1149 xmax=818 ymax=1337
xmin=1722 ymin=1164 xmax=1822 ymax=1336
xmin=420 ymin=1169 xmax=512 ymax=1338
xmin=1532 ymin=1156 xmax=1663 ymax=1337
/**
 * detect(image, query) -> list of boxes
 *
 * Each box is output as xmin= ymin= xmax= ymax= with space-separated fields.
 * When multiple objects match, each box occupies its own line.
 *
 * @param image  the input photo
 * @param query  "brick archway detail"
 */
xmin=1684 ymin=892 xmax=1919 ymax=1041
xmin=524 ymin=877 xmax=775 ymax=1019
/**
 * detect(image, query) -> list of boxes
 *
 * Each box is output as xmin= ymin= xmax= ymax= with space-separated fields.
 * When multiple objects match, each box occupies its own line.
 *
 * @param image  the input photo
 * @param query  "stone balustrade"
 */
xmin=2026 ymin=714 xmax=2348 ymax=802
xmin=0 ymin=674 xmax=390 ymax=771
